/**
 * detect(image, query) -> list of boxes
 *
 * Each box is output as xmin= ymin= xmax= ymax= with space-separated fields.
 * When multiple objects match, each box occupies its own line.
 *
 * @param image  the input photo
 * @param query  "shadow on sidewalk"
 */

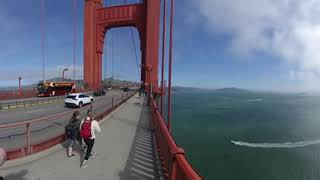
xmin=119 ymin=98 xmax=161 ymax=180
xmin=3 ymin=169 xmax=28 ymax=180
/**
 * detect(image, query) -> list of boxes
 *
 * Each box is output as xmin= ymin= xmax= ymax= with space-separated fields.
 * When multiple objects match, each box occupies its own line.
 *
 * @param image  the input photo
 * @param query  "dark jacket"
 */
xmin=65 ymin=119 xmax=81 ymax=140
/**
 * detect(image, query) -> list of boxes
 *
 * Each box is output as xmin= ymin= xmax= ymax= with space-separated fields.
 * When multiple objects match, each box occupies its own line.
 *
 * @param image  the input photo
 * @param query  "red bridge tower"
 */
xmin=84 ymin=0 xmax=161 ymax=91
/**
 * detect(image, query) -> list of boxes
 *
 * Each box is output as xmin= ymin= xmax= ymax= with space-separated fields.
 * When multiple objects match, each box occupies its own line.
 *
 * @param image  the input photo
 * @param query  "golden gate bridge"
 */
xmin=0 ymin=0 xmax=202 ymax=179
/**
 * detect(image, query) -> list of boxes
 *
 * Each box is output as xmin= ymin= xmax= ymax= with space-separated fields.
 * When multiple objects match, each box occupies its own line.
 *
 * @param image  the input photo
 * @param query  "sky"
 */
xmin=1 ymin=0 xmax=320 ymax=92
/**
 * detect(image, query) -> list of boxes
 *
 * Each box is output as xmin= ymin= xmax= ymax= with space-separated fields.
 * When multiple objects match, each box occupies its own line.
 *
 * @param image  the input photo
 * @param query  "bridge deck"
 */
xmin=0 ymin=94 xmax=162 ymax=180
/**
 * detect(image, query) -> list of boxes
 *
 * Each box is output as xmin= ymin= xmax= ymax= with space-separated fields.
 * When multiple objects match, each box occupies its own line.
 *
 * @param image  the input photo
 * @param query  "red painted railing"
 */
xmin=150 ymin=97 xmax=202 ymax=180
xmin=0 ymin=91 xmax=136 ymax=160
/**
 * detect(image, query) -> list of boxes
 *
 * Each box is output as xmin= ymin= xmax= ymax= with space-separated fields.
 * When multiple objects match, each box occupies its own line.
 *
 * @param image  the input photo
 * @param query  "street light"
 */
xmin=62 ymin=68 xmax=69 ymax=81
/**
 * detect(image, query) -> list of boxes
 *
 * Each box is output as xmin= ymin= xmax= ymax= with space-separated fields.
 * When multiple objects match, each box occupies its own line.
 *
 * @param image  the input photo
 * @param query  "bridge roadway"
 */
xmin=0 ymin=90 xmax=122 ymax=124
xmin=0 ymin=94 xmax=162 ymax=180
xmin=0 ymin=90 xmax=128 ymax=150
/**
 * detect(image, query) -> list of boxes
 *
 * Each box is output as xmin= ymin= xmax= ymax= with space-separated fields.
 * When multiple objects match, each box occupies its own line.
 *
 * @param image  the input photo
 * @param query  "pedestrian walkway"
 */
xmin=0 ymin=94 xmax=162 ymax=180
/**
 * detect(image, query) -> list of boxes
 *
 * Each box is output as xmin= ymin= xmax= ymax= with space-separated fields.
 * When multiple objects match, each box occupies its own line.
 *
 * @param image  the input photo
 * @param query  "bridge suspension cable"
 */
xmin=41 ymin=0 xmax=46 ymax=82
xmin=72 ymin=0 xmax=77 ymax=82
xmin=122 ymin=32 xmax=124 ymax=84
xmin=122 ymin=0 xmax=141 ymax=80
xmin=111 ymin=32 xmax=114 ymax=79
xmin=167 ymin=0 xmax=174 ymax=131
xmin=104 ymin=36 xmax=107 ymax=83
xmin=118 ymin=30 xmax=121 ymax=81
xmin=160 ymin=0 xmax=167 ymax=116
xmin=122 ymin=31 xmax=126 ymax=86
xmin=115 ymin=31 xmax=119 ymax=80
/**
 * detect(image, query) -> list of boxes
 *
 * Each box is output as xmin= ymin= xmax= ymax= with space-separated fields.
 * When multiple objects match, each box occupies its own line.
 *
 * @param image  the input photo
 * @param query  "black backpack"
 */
xmin=65 ymin=122 xmax=76 ymax=138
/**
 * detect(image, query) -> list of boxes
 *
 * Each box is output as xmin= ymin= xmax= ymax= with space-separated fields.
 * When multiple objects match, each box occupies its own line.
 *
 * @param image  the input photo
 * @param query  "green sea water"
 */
xmin=169 ymin=89 xmax=320 ymax=180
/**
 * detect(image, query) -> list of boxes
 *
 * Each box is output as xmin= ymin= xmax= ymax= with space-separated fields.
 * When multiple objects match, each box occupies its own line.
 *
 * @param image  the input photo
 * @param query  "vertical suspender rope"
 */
xmin=112 ymin=32 xmax=114 ymax=79
xmin=41 ymin=0 xmax=46 ymax=82
xmin=123 ymin=31 xmax=126 ymax=87
xmin=114 ymin=31 xmax=117 ymax=80
xmin=116 ymin=31 xmax=119 ymax=80
xmin=122 ymin=32 xmax=124 ymax=85
xmin=122 ymin=31 xmax=124 ymax=82
xmin=161 ymin=0 xmax=167 ymax=117
xmin=167 ymin=0 xmax=174 ymax=132
xmin=118 ymin=31 xmax=120 ymax=81
xmin=129 ymin=29 xmax=140 ymax=78
xmin=123 ymin=0 xmax=140 ymax=79
xmin=72 ymin=0 xmax=77 ymax=82
xmin=124 ymin=33 xmax=126 ymax=85
xmin=104 ymin=36 xmax=107 ymax=83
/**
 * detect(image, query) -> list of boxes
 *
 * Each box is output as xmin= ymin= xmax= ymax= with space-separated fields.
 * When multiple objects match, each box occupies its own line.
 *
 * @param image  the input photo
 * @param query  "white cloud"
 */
xmin=190 ymin=0 xmax=320 ymax=86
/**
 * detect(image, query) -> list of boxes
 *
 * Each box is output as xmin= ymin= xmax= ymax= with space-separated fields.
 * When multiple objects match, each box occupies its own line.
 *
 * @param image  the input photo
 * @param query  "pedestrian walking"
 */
xmin=79 ymin=110 xmax=101 ymax=168
xmin=65 ymin=111 xmax=82 ymax=157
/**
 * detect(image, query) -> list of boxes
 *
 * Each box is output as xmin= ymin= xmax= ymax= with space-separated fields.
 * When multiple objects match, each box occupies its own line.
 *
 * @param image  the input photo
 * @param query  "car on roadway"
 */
xmin=64 ymin=93 xmax=94 ymax=108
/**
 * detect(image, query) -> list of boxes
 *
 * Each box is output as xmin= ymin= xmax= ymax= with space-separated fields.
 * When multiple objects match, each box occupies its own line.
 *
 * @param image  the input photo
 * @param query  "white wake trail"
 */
xmin=231 ymin=139 xmax=320 ymax=148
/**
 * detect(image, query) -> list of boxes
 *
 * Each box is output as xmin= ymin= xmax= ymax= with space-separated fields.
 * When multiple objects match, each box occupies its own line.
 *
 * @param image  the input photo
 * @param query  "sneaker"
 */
xmin=68 ymin=154 xmax=75 ymax=158
xmin=81 ymin=161 xmax=88 ymax=168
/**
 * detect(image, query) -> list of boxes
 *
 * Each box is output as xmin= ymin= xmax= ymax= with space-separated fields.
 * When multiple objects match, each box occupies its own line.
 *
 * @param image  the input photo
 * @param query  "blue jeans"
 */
xmin=68 ymin=139 xmax=75 ymax=148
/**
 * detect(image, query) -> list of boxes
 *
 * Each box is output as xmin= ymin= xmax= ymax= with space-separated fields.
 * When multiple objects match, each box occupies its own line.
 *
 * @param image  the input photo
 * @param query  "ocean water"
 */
xmin=169 ymin=89 xmax=320 ymax=180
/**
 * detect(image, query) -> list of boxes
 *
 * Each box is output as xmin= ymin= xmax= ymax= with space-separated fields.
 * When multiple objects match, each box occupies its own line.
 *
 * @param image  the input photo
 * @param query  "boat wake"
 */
xmin=247 ymin=98 xmax=263 ymax=102
xmin=231 ymin=139 xmax=320 ymax=148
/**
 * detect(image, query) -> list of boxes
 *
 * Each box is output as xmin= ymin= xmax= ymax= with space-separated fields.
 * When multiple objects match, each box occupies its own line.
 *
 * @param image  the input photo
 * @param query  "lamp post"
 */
xmin=62 ymin=68 xmax=69 ymax=81
xmin=18 ymin=76 xmax=22 ymax=95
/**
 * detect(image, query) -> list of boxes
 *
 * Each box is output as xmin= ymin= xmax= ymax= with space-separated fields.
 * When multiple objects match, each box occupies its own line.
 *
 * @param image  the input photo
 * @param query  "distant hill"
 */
xmin=213 ymin=87 xmax=251 ymax=93
xmin=171 ymin=86 xmax=252 ymax=94
xmin=172 ymin=86 xmax=208 ymax=93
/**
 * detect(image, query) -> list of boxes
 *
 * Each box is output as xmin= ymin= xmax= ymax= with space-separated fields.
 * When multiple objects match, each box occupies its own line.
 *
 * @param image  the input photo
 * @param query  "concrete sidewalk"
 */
xmin=0 ymin=94 xmax=162 ymax=180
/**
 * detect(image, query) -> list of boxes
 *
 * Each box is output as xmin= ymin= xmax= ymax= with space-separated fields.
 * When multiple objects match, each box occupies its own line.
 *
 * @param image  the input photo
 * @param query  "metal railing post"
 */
xmin=112 ymin=96 xmax=114 ymax=107
xmin=171 ymin=160 xmax=178 ymax=179
xmin=26 ymin=123 xmax=31 ymax=155
xmin=148 ymin=84 xmax=153 ymax=106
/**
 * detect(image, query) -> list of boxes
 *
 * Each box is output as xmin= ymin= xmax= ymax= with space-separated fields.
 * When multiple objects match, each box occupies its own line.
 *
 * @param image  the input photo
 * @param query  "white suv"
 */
xmin=64 ymin=93 xmax=94 ymax=108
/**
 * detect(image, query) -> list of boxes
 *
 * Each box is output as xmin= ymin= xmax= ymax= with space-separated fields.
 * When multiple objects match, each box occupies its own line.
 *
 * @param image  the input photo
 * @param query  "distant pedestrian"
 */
xmin=143 ymin=88 xmax=147 ymax=96
xmin=139 ymin=86 xmax=143 ymax=97
xmin=65 ymin=111 xmax=82 ymax=157
xmin=79 ymin=110 xmax=101 ymax=168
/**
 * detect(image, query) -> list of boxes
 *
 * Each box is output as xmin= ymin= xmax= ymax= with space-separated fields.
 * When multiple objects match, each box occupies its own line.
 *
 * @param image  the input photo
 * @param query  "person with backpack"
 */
xmin=65 ymin=111 xmax=82 ymax=157
xmin=79 ymin=110 xmax=101 ymax=168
